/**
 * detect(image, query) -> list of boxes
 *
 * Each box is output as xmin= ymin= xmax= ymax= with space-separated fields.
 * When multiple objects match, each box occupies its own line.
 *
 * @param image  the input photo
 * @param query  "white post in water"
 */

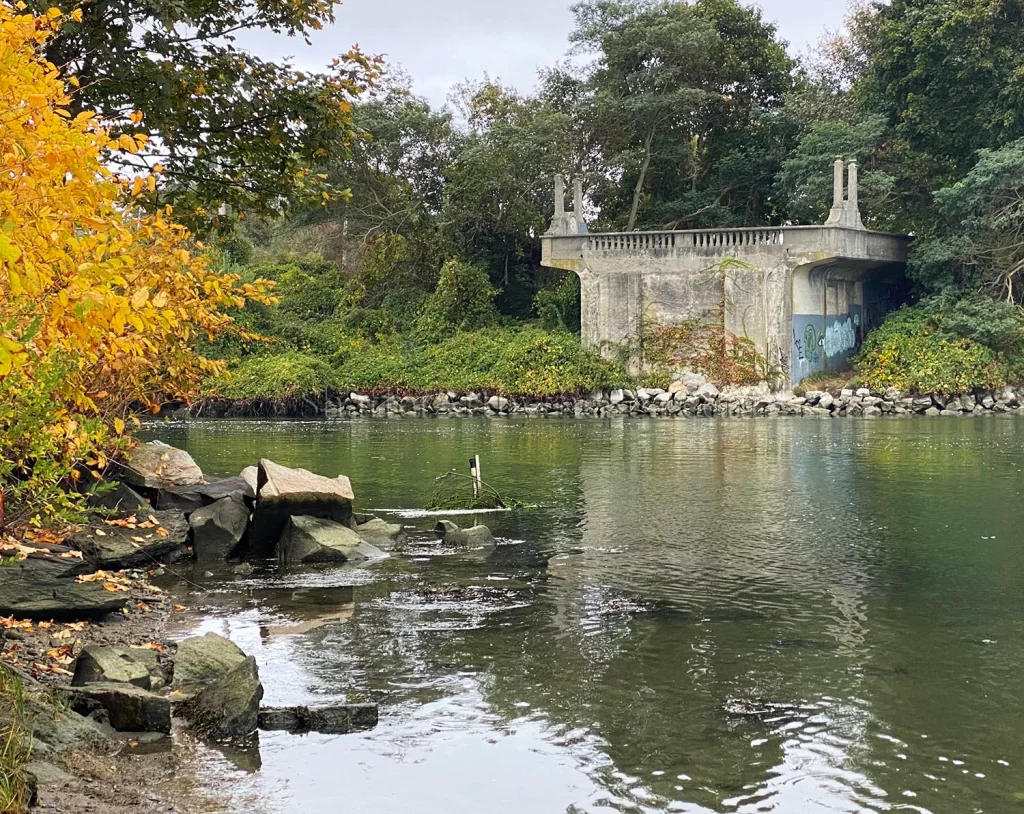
xmin=469 ymin=456 xmax=481 ymax=499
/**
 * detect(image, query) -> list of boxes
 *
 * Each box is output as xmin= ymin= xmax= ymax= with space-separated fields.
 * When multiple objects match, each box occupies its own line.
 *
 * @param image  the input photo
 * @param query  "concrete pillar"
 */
xmin=573 ymin=177 xmax=584 ymax=217
xmin=847 ymin=161 xmax=859 ymax=208
xmin=833 ymin=157 xmax=844 ymax=210
xmin=554 ymin=174 xmax=565 ymax=218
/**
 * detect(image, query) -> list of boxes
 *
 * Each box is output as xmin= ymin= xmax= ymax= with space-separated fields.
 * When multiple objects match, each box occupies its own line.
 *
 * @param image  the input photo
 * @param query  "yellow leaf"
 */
xmin=118 ymin=134 xmax=138 ymax=154
xmin=71 ymin=8 xmax=82 ymax=22
xmin=131 ymin=288 xmax=149 ymax=310
xmin=113 ymin=417 xmax=125 ymax=435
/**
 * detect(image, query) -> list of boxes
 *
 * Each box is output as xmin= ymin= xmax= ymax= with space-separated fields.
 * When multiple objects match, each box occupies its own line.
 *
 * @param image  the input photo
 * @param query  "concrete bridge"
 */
xmin=541 ymin=161 xmax=912 ymax=386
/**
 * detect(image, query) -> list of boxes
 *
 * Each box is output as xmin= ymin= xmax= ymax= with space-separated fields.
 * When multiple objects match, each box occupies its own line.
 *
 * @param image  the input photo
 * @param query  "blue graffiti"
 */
xmin=823 ymin=317 xmax=857 ymax=358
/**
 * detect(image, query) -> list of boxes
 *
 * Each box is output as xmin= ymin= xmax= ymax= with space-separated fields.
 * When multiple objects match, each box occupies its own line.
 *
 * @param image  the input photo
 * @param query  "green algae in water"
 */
xmin=426 ymin=471 xmax=517 ymax=510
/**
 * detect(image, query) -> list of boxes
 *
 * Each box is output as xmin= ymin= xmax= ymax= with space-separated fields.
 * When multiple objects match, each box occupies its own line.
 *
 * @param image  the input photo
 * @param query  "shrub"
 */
xmin=534 ymin=273 xmax=581 ymax=332
xmin=856 ymin=306 xmax=1004 ymax=393
xmin=211 ymin=352 xmax=339 ymax=402
xmin=418 ymin=260 xmax=498 ymax=339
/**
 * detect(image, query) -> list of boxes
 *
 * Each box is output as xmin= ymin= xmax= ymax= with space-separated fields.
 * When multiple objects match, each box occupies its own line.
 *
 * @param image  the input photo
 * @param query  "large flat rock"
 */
xmin=173 ymin=632 xmax=248 ymax=687
xmin=249 ymin=460 xmax=355 ymax=558
xmin=71 ymin=509 xmax=188 ymax=570
xmin=189 ymin=496 xmax=250 ymax=562
xmin=115 ymin=441 xmax=205 ymax=490
xmin=70 ymin=683 xmax=171 ymax=733
xmin=154 ymin=476 xmax=256 ymax=514
xmin=179 ymin=656 xmax=263 ymax=744
xmin=0 ymin=557 xmax=127 ymax=619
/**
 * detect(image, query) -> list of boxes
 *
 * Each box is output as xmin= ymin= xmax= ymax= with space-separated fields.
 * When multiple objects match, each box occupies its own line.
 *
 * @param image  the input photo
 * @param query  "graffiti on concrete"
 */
xmin=823 ymin=315 xmax=858 ymax=358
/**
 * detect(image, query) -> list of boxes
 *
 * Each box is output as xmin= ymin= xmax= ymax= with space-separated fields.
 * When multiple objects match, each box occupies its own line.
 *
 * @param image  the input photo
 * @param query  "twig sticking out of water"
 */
xmin=427 ymin=471 xmax=509 ymax=511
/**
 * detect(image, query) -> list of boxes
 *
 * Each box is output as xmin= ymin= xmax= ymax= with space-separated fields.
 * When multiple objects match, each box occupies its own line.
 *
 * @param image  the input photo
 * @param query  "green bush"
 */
xmin=211 ymin=352 xmax=339 ymax=401
xmin=534 ymin=273 xmax=581 ymax=332
xmin=856 ymin=306 xmax=1004 ymax=393
xmin=418 ymin=259 xmax=498 ymax=339
xmin=334 ymin=327 xmax=627 ymax=395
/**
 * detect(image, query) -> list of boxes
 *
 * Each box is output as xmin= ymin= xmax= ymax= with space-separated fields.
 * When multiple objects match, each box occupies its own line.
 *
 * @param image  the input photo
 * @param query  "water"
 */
xmin=146 ymin=417 xmax=1024 ymax=813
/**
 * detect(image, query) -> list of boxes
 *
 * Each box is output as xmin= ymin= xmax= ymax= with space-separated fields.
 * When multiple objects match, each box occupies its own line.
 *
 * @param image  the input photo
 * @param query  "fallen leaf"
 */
xmin=155 ymin=528 xmax=170 ymax=537
xmin=171 ymin=604 xmax=185 ymax=612
xmin=132 ymin=642 xmax=166 ymax=652
xmin=147 ymin=515 xmax=159 ymax=525
xmin=94 ymin=529 xmax=106 ymax=537
xmin=101 ymin=582 xmax=130 ymax=593
xmin=136 ymin=602 xmax=150 ymax=612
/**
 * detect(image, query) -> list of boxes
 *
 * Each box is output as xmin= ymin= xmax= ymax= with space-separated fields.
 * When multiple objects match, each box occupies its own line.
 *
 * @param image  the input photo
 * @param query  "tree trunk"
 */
xmin=627 ymin=127 xmax=655 ymax=232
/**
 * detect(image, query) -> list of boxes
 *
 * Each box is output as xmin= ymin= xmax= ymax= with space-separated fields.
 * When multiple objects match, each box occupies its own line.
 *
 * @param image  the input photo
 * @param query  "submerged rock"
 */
xmin=248 ymin=459 xmax=354 ymax=557
xmin=71 ymin=509 xmax=188 ymax=570
xmin=71 ymin=683 xmax=171 ymax=733
xmin=433 ymin=520 xmax=495 ymax=546
xmin=72 ymin=646 xmax=152 ymax=690
xmin=189 ymin=495 xmax=250 ymax=562
xmin=179 ymin=656 xmax=263 ymax=743
xmin=115 ymin=441 xmax=205 ymax=490
xmin=354 ymin=517 xmax=406 ymax=548
xmin=278 ymin=516 xmax=387 ymax=565
xmin=0 ymin=557 xmax=127 ymax=619
xmin=258 ymin=703 xmax=378 ymax=735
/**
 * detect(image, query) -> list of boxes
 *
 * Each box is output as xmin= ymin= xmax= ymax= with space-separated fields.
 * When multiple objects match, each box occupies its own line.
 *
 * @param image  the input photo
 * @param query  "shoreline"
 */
xmin=186 ymin=383 xmax=1024 ymax=420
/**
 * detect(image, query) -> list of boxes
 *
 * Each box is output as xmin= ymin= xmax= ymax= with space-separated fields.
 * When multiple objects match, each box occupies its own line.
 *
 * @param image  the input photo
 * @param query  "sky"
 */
xmin=240 ymin=0 xmax=851 ymax=107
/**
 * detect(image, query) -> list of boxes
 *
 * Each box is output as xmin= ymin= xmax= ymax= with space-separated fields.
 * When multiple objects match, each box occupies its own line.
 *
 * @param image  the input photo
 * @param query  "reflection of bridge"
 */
xmin=541 ymin=161 xmax=911 ymax=386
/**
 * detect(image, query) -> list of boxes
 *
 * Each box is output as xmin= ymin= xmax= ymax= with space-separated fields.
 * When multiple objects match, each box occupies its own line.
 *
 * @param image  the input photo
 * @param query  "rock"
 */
xmin=354 ymin=518 xmax=406 ymax=548
xmin=840 ymin=388 xmax=854 ymax=398
xmin=433 ymin=520 xmax=496 ymax=546
xmin=981 ymin=395 xmax=996 ymax=409
xmin=258 ymin=703 xmax=378 ymax=735
xmin=72 ymin=646 xmax=152 ymax=690
xmin=249 ymin=459 xmax=355 ymax=557
xmin=487 ymin=395 xmax=510 ymax=412
xmin=924 ymin=406 xmax=942 ymax=416
xmin=26 ymin=761 xmax=74 ymax=787
xmin=913 ymin=397 xmax=934 ymax=412
xmin=71 ymin=509 xmax=188 ymax=570
xmin=278 ymin=516 xmax=387 ymax=565
xmin=179 ymin=656 xmax=263 ymax=744
xmin=667 ymin=380 xmax=686 ymax=394
xmin=232 ymin=563 xmax=255 ymax=576
xmin=681 ymin=372 xmax=707 ymax=393
xmin=350 ymin=393 xmax=372 ymax=406
xmin=115 ymin=441 xmax=204 ymax=490
xmin=71 ymin=683 xmax=171 ymax=733
xmin=883 ymin=387 xmax=903 ymax=402
xmin=653 ymin=392 xmax=673 ymax=404
xmin=189 ymin=496 xmax=250 ymax=562
xmin=173 ymin=632 xmax=247 ymax=688
xmin=240 ymin=466 xmax=259 ymax=493
xmin=697 ymin=383 xmax=720 ymax=401
xmin=125 ymin=646 xmax=169 ymax=692
xmin=86 ymin=482 xmax=150 ymax=514
xmin=862 ymin=396 xmax=882 ymax=407
xmin=0 ymin=557 xmax=127 ymax=619
xmin=156 ymin=476 xmax=256 ymax=514
xmin=609 ymin=388 xmax=626 ymax=405
xmin=818 ymin=393 xmax=835 ymax=410
xmin=863 ymin=405 xmax=882 ymax=417
xmin=856 ymin=387 xmax=871 ymax=397
xmin=22 ymin=696 xmax=108 ymax=754
xmin=960 ymin=394 xmax=976 ymax=411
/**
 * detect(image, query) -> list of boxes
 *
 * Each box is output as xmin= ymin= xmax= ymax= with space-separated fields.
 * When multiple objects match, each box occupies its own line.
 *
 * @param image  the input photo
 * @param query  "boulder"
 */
xmin=173 ymin=632 xmax=247 ymax=687
xmin=115 ymin=441 xmax=204 ymax=490
xmin=155 ymin=476 xmax=256 ymax=514
xmin=70 ymin=683 xmax=171 ymax=733
xmin=354 ymin=518 xmax=406 ymax=548
xmin=682 ymin=372 xmax=708 ymax=393
xmin=125 ymin=646 xmax=169 ymax=692
xmin=433 ymin=520 xmax=496 ymax=546
xmin=72 ymin=646 xmax=152 ymax=690
xmin=0 ymin=557 xmax=127 ymax=619
xmin=22 ymin=695 xmax=108 ymax=755
xmin=189 ymin=496 xmax=250 ymax=562
xmin=487 ymin=396 xmax=510 ymax=412
xmin=278 ymin=516 xmax=387 ymax=566
xmin=249 ymin=460 xmax=354 ymax=557
xmin=698 ymin=383 xmax=720 ymax=401
xmin=258 ymin=703 xmax=378 ymax=735
xmin=86 ymin=482 xmax=150 ymax=514
xmin=179 ymin=656 xmax=263 ymax=744
xmin=71 ymin=509 xmax=188 ymax=570
xmin=240 ymin=466 xmax=259 ymax=493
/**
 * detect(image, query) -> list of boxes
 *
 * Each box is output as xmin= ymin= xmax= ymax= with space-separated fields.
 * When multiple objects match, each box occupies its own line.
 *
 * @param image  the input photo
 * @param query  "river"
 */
xmin=145 ymin=416 xmax=1024 ymax=814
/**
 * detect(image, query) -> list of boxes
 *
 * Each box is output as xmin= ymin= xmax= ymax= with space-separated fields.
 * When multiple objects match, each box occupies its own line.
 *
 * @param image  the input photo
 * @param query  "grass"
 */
xmin=0 ymin=666 xmax=30 ymax=813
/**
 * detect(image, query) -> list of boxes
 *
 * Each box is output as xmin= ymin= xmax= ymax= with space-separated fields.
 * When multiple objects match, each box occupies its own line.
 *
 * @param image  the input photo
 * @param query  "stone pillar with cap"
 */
xmin=842 ymin=160 xmax=865 ymax=230
xmin=825 ymin=157 xmax=846 ymax=226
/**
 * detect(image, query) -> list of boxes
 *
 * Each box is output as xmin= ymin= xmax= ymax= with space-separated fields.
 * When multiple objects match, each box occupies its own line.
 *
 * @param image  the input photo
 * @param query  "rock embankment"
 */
xmin=312 ymin=378 xmax=1024 ymax=419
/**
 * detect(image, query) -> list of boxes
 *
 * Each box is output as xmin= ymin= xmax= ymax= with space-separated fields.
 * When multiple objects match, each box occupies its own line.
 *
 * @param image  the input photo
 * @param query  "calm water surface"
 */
xmin=146 ymin=417 xmax=1024 ymax=814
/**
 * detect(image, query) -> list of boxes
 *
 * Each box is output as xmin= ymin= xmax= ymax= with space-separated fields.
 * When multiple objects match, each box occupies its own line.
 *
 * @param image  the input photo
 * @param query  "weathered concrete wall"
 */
xmin=542 ymin=226 xmax=911 ymax=388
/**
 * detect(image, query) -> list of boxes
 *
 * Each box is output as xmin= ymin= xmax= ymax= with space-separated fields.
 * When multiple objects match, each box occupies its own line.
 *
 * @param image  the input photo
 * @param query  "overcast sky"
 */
xmin=240 ymin=0 xmax=850 ymax=107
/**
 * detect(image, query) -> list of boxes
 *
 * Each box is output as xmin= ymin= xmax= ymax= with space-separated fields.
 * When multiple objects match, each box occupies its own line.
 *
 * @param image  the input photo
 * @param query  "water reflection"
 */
xmin=149 ymin=417 xmax=1024 ymax=813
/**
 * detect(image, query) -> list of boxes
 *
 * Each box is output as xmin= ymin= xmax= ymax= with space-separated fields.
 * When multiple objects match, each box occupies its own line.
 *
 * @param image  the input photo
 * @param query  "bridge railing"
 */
xmin=586 ymin=228 xmax=785 ymax=252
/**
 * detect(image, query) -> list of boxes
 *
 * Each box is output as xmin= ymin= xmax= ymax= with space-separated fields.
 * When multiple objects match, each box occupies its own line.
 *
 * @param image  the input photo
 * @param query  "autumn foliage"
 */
xmin=0 ymin=5 xmax=271 ymax=527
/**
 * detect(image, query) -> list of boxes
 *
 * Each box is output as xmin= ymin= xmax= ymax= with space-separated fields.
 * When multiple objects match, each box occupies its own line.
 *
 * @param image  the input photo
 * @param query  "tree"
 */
xmin=27 ymin=0 xmax=382 ymax=230
xmin=442 ymin=81 xmax=575 ymax=315
xmin=571 ymin=0 xmax=793 ymax=231
xmin=859 ymin=0 xmax=1024 ymax=203
xmin=0 ymin=6 xmax=270 ymax=525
